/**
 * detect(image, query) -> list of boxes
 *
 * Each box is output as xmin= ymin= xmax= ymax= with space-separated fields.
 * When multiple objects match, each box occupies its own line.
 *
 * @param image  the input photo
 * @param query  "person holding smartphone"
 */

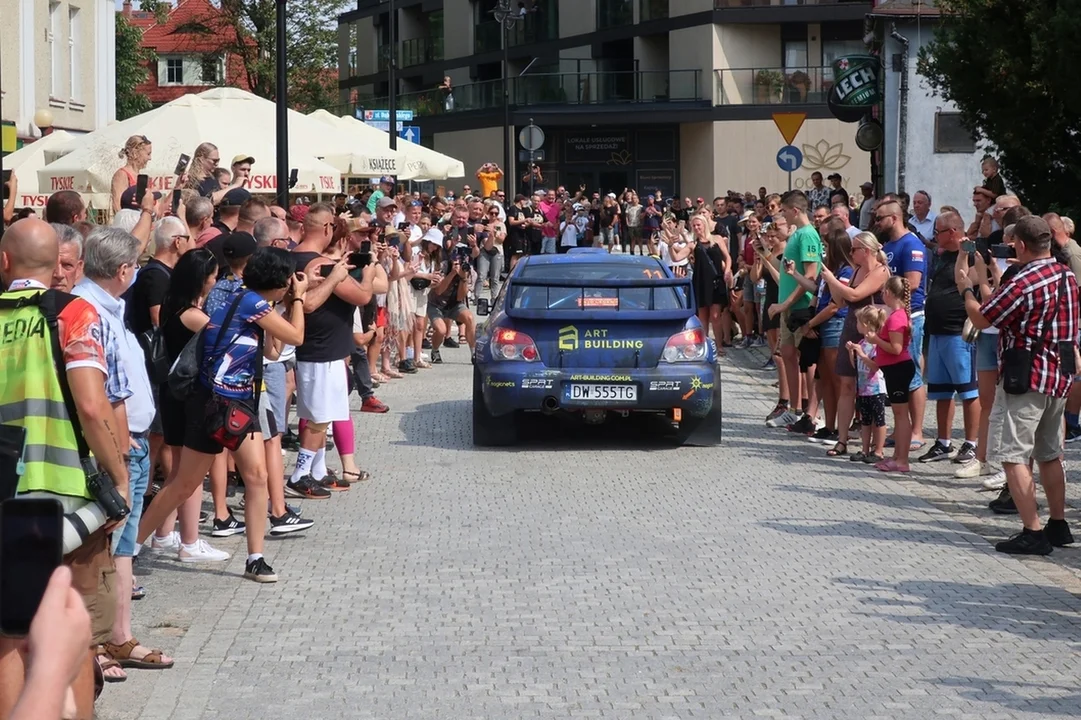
xmin=111 ymin=135 xmax=152 ymax=213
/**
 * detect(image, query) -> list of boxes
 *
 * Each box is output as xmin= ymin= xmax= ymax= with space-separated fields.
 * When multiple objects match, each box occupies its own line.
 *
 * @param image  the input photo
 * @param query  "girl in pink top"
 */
xmin=865 ymin=276 xmax=915 ymax=472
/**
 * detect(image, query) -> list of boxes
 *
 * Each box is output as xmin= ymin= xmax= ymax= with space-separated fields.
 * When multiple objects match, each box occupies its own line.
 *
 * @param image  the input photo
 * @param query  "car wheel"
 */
xmin=677 ymin=366 xmax=723 ymax=447
xmin=472 ymin=366 xmax=517 ymax=446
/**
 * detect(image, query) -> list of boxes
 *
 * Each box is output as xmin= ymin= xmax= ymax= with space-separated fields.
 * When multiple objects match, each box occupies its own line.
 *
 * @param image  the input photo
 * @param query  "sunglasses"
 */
xmin=873 ymin=214 xmax=892 ymax=222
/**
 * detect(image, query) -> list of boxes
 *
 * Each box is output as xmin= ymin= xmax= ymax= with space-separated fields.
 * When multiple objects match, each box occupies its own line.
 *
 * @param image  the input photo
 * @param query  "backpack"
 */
xmin=124 ymin=263 xmax=172 ymax=383
xmin=167 ymin=293 xmax=244 ymax=400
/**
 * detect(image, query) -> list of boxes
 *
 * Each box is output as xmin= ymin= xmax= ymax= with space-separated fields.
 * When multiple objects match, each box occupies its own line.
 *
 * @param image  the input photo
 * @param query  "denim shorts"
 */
xmin=114 ymin=435 xmax=150 ymax=558
xmin=975 ymin=331 xmax=999 ymax=373
xmin=908 ymin=312 xmax=925 ymax=391
xmin=819 ymin=315 xmax=845 ymax=349
xmin=926 ymin=333 xmax=978 ymax=401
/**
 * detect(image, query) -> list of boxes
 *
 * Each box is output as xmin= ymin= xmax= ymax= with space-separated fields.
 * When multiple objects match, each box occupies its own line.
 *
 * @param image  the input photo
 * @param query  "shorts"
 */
xmin=183 ymin=384 xmax=239 ymax=455
xmin=149 ymin=385 xmax=163 ymax=435
xmin=779 ymin=308 xmax=809 ymax=348
xmin=376 ymin=307 xmax=388 ymax=328
xmin=113 ymin=435 xmax=149 ymax=558
xmin=926 ymin=333 xmax=978 ymax=401
xmin=428 ymin=302 xmax=468 ymax=323
xmin=856 ymin=393 xmax=887 ymax=427
xmin=975 ymin=331 xmax=999 ymax=373
xmin=412 ymin=289 xmax=430 ymax=317
xmin=159 ymin=383 xmax=187 ymax=447
xmin=881 ymin=359 xmax=916 ymax=405
xmin=908 ymin=312 xmax=925 ymax=391
xmin=798 ymin=334 xmax=821 ymax=371
xmin=819 ymin=315 xmax=845 ymax=349
xmin=66 ymin=528 xmax=115 ymax=646
xmin=541 ymin=236 xmax=556 ymax=254
xmin=260 ymin=361 xmax=287 ymax=438
xmin=990 ymin=386 xmax=1067 ymax=465
xmin=295 ymin=359 xmax=350 ymax=423
xmin=763 ymin=301 xmax=781 ymax=332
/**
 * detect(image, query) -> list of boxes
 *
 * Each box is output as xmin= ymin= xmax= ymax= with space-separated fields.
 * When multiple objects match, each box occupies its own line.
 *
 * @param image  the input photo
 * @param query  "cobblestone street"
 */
xmin=99 ymin=345 xmax=1081 ymax=720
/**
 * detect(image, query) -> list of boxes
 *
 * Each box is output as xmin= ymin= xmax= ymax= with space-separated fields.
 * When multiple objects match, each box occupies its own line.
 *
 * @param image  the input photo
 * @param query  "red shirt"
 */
xmin=981 ymin=258 xmax=1079 ymax=398
xmin=876 ymin=309 xmax=912 ymax=366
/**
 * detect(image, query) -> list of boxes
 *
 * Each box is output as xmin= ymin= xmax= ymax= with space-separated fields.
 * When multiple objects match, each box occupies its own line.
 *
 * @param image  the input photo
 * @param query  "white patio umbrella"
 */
xmin=38 ymin=95 xmax=342 ymax=208
xmin=308 ymin=109 xmax=465 ymax=181
xmin=3 ymin=130 xmax=76 ymax=211
xmin=196 ymin=88 xmax=411 ymax=179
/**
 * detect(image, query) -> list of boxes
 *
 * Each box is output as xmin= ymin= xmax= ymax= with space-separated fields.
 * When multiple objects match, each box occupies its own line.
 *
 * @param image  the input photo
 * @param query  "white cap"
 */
xmin=421 ymin=228 xmax=444 ymax=245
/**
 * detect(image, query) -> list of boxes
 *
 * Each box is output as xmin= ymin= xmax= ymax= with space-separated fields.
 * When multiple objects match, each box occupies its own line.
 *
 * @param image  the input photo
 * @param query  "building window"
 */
xmin=68 ymin=7 xmax=80 ymax=102
xmin=934 ymin=112 xmax=978 ymax=153
xmin=49 ymin=2 xmax=61 ymax=98
xmin=200 ymin=54 xmax=222 ymax=84
xmin=164 ymin=57 xmax=184 ymax=85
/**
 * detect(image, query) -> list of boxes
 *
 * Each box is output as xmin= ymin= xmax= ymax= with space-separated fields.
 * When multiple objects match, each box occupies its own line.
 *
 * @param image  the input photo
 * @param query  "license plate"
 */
xmin=568 ymin=384 xmax=637 ymax=402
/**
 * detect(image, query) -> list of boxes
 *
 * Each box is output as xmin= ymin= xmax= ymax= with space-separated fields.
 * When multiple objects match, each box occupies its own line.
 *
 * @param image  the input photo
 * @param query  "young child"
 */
xmin=847 ymin=306 xmax=889 ymax=463
xmin=865 ymin=276 xmax=915 ymax=472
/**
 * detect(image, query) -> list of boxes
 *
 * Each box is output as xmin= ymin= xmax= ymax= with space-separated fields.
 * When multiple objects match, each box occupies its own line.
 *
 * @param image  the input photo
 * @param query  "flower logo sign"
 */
xmin=801 ymin=139 xmax=851 ymax=171
xmin=607 ymin=150 xmax=632 ymax=166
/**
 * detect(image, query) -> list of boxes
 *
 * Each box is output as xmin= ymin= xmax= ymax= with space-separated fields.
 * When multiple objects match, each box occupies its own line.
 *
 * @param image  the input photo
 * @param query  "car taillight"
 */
xmin=492 ymin=328 xmax=539 ymax=362
xmin=662 ymin=328 xmax=706 ymax=362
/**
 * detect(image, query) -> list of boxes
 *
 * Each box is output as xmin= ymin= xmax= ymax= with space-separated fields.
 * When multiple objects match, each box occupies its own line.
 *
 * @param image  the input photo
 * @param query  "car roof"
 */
xmin=513 ymin=251 xmax=664 ymax=274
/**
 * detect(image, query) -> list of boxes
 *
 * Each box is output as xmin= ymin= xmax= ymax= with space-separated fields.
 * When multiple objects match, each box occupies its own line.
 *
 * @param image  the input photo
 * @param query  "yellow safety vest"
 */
xmin=0 ymin=288 xmax=92 ymax=500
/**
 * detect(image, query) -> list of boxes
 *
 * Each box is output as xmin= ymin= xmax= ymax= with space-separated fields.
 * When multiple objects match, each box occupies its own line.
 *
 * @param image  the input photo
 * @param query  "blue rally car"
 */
xmin=472 ymin=248 xmax=722 ymax=446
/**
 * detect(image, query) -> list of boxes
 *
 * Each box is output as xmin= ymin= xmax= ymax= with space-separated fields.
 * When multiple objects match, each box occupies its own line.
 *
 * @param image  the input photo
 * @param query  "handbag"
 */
xmin=1001 ymin=270 xmax=1065 ymax=395
xmin=410 ymin=277 xmax=431 ymax=291
xmin=204 ymin=311 xmax=265 ymax=451
xmin=167 ymin=294 xmax=244 ymax=400
xmin=700 ymin=243 xmax=727 ymax=295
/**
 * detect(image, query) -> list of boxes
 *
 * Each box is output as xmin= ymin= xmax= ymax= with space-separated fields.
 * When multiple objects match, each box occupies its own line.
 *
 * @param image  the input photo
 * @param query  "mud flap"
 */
xmin=683 ymin=363 xmax=723 ymax=446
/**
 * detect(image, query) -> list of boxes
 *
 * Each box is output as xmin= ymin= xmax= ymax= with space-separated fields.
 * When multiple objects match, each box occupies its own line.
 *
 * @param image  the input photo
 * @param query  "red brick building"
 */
xmin=120 ymin=0 xmax=252 ymax=106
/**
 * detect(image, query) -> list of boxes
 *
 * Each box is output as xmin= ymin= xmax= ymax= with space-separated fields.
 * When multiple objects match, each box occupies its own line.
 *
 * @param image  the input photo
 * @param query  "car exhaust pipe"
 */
xmin=541 ymin=396 xmax=559 ymax=413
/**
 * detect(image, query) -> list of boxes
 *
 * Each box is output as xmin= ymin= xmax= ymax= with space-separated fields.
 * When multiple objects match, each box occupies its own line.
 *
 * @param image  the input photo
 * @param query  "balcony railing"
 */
xmin=597 ymin=0 xmax=633 ymax=29
xmin=640 ymin=0 xmax=668 ymax=20
xmin=363 ymin=70 xmax=704 ymax=118
xmin=715 ymin=0 xmax=867 ymax=6
xmin=400 ymin=36 xmax=444 ymax=67
xmin=714 ymin=66 xmax=832 ymax=105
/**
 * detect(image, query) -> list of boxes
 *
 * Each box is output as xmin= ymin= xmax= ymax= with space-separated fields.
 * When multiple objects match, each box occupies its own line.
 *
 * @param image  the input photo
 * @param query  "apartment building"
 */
xmin=338 ymin=0 xmax=872 ymax=197
xmin=0 ymin=0 xmax=116 ymax=151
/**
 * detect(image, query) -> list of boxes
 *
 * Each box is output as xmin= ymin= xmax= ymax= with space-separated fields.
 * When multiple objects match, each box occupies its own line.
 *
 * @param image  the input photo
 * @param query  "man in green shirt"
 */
xmin=770 ymin=191 xmax=822 ymax=432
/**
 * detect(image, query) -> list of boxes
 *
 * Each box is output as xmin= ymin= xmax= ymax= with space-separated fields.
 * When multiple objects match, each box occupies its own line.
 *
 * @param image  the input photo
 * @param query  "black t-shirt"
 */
xmin=599 ymin=206 xmax=617 ymax=229
xmin=125 ymin=259 xmax=172 ymax=336
xmin=428 ymin=259 xmax=463 ymax=309
xmin=506 ymin=205 xmax=527 ymax=246
xmin=925 ymin=249 xmax=975 ymax=335
xmin=526 ymin=207 xmax=543 ymax=247
xmin=292 ymin=251 xmax=356 ymax=362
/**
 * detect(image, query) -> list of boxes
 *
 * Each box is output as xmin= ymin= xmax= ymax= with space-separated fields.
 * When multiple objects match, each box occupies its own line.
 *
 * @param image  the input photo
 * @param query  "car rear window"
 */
xmin=510 ymin=262 xmax=687 ymax=311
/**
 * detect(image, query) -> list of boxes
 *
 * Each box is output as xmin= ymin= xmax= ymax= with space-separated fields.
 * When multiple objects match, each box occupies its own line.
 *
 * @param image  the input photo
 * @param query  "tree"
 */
xmin=142 ymin=0 xmax=348 ymax=112
xmin=115 ymin=12 xmax=155 ymax=120
xmin=918 ymin=0 xmax=1081 ymax=215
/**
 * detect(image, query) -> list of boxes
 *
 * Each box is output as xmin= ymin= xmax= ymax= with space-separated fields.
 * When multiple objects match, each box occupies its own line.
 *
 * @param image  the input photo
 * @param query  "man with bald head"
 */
xmin=0 ymin=218 xmax=130 ymax=719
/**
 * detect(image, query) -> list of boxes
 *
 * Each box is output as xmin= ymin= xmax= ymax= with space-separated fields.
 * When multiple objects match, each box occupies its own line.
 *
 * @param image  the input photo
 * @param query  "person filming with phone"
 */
xmin=0 ymin=218 xmax=131 ymax=719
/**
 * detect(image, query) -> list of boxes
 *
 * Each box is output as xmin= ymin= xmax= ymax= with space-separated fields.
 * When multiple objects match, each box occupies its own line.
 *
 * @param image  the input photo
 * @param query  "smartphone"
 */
xmin=387 ymin=235 xmax=400 ymax=249
xmin=1 ymin=170 xmax=9 ymax=201
xmin=173 ymin=153 xmax=190 ymax=176
xmin=991 ymin=244 xmax=1016 ymax=259
xmin=318 ymin=263 xmax=334 ymax=278
xmin=171 ymin=188 xmax=181 ymax=215
xmin=0 ymin=426 xmax=26 ymax=501
xmin=961 ymin=239 xmax=977 ymax=254
xmin=0 ymin=498 xmax=63 ymax=635
xmin=1 ymin=169 xmax=10 ymax=185
xmin=135 ymin=173 xmax=149 ymax=204
xmin=347 ymin=251 xmax=372 ymax=269
xmin=288 ymin=168 xmax=299 ymax=189
xmin=397 ymin=222 xmax=410 ymax=231
xmin=359 ymin=240 xmax=372 ymax=255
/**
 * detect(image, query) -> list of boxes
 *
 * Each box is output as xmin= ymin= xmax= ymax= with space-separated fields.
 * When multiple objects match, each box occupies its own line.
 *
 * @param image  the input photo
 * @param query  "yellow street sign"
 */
xmin=772 ymin=112 xmax=807 ymax=146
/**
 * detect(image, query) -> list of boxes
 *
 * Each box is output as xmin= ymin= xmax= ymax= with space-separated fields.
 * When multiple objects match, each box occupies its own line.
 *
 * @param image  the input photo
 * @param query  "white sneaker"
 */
xmin=766 ymin=410 xmax=800 ymax=428
xmin=954 ymin=459 xmax=987 ymax=479
xmin=981 ymin=469 xmax=1007 ymax=491
xmin=149 ymin=531 xmax=180 ymax=554
xmin=178 ymin=539 xmax=231 ymax=563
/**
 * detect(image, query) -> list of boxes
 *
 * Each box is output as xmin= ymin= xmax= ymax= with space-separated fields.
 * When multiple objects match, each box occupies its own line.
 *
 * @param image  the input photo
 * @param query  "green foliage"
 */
xmin=917 ymin=0 xmax=1081 ymax=216
xmin=115 ymin=13 xmax=154 ymax=120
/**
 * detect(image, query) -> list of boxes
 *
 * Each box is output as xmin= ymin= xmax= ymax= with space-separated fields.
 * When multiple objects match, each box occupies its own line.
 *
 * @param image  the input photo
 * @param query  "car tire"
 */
xmin=472 ymin=366 xmax=517 ymax=446
xmin=676 ymin=365 xmax=723 ymax=446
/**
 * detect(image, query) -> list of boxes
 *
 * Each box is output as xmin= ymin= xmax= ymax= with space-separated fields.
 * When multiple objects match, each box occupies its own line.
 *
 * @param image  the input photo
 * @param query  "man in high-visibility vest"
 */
xmin=0 ymin=217 xmax=130 ymax=720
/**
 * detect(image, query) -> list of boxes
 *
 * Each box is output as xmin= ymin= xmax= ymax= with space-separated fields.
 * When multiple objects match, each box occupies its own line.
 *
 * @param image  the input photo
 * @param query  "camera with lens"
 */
xmin=453 ymin=244 xmax=473 ymax=271
xmin=82 ymin=458 xmax=129 ymax=523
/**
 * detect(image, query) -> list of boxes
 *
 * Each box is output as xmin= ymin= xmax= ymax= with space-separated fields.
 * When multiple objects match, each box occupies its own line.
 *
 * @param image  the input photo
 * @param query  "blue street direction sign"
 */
xmin=400 ymin=126 xmax=420 ymax=144
xmin=363 ymin=109 xmax=414 ymax=122
xmin=776 ymin=145 xmax=803 ymax=173
xmin=364 ymin=121 xmax=404 ymax=132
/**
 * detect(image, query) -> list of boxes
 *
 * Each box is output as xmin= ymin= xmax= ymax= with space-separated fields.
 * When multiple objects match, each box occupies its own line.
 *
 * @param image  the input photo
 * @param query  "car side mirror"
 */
xmin=476 ymin=297 xmax=490 ymax=316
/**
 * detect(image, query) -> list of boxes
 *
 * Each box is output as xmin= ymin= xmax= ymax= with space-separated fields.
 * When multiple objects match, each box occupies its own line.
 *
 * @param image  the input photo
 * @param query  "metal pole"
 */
xmin=528 ymin=118 xmax=535 ymax=198
xmin=388 ymin=0 xmax=397 ymax=151
xmin=275 ymin=0 xmax=289 ymax=209
xmin=503 ymin=26 xmax=510 ymax=192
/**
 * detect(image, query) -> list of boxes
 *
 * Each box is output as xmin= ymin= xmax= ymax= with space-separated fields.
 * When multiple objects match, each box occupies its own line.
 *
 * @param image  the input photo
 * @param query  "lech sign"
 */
xmin=827 ymin=55 xmax=881 ymax=123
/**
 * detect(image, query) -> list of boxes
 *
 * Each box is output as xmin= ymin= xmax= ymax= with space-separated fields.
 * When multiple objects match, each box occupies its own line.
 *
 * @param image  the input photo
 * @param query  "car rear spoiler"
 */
xmin=504 ymin=277 xmax=695 ymax=321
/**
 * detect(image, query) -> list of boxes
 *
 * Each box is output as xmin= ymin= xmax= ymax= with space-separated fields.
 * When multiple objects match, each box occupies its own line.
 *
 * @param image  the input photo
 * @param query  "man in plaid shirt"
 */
xmin=958 ymin=215 xmax=1079 ymax=555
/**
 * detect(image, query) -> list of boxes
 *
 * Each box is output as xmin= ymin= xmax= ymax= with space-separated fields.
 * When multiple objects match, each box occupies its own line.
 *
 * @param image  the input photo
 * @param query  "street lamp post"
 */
xmin=275 ymin=0 xmax=289 ymax=209
xmin=388 ymin=0 xmax=397 ymax=151
xmin=492 ymin=1 xmax=522 ymax=192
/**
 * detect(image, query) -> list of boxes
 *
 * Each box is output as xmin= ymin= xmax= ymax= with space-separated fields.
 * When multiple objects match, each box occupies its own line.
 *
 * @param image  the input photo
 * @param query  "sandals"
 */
xmin=103 ymin=638 xmax=174 ymax=670
xmin=342 ymin=469 xmax=371 ymax=483
xmin=826 ymin=442 xmax=848 ymax=458
xmin=850 ymin=451 xmax=867 ymax=462
xmin=371 ymin=372 xmax=389 ymax=383
xmin=95 ymin=645 xmax=127 ymax=683
xmin=132 ymin=585 xmax=146 ymax=601
xmin=415 ymin=359 xmax=432 ymax=369
xmin=382 ymin=368 xmax=404 ymax=379
xmin=862 ymin=453 xmax=886 ymax=464
xmin=874 ymin=459 xmax=910 ymax=473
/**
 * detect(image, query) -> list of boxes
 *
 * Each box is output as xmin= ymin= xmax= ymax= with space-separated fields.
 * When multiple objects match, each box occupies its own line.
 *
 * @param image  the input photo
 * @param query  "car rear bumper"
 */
xmin=478 ymin=363 xmax=719 ymax=418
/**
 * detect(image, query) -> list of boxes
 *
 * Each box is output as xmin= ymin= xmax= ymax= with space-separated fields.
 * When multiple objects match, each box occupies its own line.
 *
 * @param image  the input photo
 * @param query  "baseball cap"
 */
xmin=231 ymin=154 xmax=255 ymax=166
xmin=220 ymin=187 xmax=252 ymax=207
xmin=289 ymin=204 xmax=309 ymax=223
xmin=606 ymin=192 xmax=617 ymax=199
xmin=119 ymin=186 xmax=162 ymax=209
xmin=379 ymin=176 xmax=395 ymax=185
xmin=860 ymin=181 xmax=874 ymax=190
xmin=737 ymin=210 xmax=756 ymax=225
xmin=827 ymin=173 xmax=842 ymax=181
xmin=377 ymin=196 xmax=398 ymax=209
xmin=222 ymin=231 xmax=257 ymax=259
